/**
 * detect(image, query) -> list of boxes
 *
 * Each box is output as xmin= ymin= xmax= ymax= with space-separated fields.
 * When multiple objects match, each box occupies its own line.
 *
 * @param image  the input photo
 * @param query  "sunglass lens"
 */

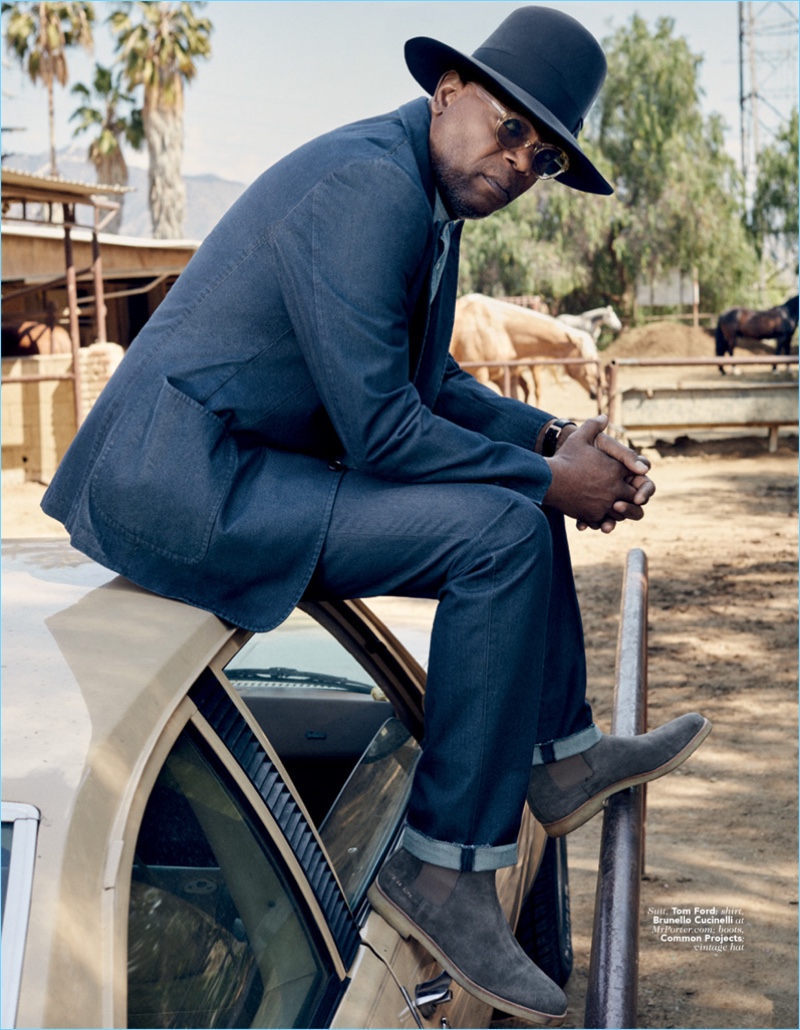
xmin=497 ymin=117 xmax=531 ymax=148
xmin=532 ymin=147 xmax=569 ymax=179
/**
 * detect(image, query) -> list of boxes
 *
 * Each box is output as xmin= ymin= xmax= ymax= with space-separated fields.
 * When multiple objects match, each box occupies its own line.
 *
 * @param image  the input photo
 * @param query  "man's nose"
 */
xmin=504 ymin=145 xmax=537 ymax=178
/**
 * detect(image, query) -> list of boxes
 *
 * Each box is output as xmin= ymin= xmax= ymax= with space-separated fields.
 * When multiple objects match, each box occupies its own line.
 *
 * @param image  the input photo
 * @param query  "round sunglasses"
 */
xmin=469 ymin=82 xmax=570 ymax=180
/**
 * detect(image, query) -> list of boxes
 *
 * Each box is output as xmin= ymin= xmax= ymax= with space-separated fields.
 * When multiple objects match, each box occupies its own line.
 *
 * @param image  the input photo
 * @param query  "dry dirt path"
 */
xmin=561 ymin=436 xmax=798 ymax=1030
xmin=3 ymin=435 xmax=797 ymax=1028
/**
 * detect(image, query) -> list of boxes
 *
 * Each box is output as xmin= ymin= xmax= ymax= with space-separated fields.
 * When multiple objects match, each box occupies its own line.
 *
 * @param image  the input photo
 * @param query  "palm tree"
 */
xmin=70 ymin=63 xmax=143 ymax=231
xmin=2 ymin=1 xmax=95 ymax=176
xmin=109 ymin=1 xmax=211 ymax=239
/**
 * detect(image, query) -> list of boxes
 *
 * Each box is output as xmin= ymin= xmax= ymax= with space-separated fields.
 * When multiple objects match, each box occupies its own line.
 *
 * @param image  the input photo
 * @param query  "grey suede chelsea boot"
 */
xmin=528 ymin=712 xmax=712 ymax=836
xmin=367 ymin=848 xmax=567 ymax=1026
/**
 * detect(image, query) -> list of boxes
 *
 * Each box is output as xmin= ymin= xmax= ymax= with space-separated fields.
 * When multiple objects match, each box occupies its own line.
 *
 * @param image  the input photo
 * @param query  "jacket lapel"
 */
xmin=414 ymin=221 xmax=463 ymax=407
xmin=397 ymin=100 xmax=464 ymax=408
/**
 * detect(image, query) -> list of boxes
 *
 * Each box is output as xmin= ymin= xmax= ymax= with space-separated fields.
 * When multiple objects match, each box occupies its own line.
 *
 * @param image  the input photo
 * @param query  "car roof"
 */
xmin=1 ymin=539 xmax=239 ymax=818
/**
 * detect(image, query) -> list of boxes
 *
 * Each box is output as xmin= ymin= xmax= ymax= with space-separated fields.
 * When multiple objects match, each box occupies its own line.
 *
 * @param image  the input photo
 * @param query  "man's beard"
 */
xmin=433 ymin=161 xmax=494 ymax=220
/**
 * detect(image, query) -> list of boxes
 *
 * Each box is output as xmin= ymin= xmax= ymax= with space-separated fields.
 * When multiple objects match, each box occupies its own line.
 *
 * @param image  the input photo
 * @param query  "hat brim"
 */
xmin=405 ymin=36 xmax=613 ymax=196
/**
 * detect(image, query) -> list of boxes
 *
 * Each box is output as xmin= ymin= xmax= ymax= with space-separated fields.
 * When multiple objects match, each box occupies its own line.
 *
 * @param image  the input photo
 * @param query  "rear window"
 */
xmin=128 ymin=727 xmax=336 ymax=1029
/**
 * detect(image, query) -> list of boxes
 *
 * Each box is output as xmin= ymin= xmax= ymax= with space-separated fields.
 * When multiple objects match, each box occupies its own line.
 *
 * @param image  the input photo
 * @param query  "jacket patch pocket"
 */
xmin=89 ymin=378 xmax=236 ymax=564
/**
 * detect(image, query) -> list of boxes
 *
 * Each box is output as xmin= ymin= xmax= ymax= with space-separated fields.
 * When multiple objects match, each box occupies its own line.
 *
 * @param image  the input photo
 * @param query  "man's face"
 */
xmin=429 ymin=72 xmax=542 ymax=219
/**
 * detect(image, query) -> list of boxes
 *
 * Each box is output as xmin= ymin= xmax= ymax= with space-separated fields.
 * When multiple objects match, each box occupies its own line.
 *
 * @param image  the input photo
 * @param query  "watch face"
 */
xmin=543 ymin=424 xmax=560 ymax=457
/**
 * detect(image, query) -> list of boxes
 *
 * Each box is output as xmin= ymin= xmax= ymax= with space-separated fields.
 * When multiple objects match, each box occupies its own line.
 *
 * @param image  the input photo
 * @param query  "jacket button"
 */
xmin=328 ymin=460 xmax=345 ymax=472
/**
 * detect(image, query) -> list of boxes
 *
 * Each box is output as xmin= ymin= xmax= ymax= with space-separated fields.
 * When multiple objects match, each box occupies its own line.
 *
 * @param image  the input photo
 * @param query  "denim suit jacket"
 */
xmin=43 ymin=98 xmax=556 ymax=631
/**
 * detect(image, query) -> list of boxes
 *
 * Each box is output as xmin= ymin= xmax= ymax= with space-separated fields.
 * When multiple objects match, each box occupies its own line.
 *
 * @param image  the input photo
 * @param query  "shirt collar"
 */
xmin=433 ymin=188 xmax=461 ymax=229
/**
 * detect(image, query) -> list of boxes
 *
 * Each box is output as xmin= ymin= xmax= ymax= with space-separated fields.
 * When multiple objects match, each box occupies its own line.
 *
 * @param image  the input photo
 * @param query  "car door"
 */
xmin=121 ymin=600 xmax=467 ymax=1028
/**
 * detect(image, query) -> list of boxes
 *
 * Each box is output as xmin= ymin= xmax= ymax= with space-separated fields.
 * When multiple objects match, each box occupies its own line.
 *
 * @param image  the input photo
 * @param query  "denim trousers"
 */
xmin=305 ymin=471 xmax=599 ymax=871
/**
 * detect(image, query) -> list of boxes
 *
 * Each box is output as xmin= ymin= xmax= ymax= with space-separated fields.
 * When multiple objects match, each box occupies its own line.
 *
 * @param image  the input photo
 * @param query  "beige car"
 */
xmin=1 ymin=539 xmax=572 ymax=1029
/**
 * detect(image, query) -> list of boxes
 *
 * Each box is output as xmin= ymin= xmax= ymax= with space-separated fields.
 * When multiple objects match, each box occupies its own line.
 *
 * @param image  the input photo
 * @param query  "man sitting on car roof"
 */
xmin=42 ymin=6 xmax=710 ymax=1025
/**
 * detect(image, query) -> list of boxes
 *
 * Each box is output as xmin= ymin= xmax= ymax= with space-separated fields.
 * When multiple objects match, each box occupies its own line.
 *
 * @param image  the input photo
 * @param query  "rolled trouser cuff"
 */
xmin=400 ymin=824 xmax=518 ymax=871
xmin=532 ymin=723 xmax=602 ymax=765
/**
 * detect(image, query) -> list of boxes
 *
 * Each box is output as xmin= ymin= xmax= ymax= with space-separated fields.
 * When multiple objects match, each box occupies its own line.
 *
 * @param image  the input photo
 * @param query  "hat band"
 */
xmin=472 ymin=45 xmax=585 ymax=137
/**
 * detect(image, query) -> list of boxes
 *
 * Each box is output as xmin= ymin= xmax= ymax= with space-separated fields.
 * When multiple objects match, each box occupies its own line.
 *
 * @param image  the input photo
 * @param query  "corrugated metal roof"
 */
xmin=1 ymin=167 xmax=133 ymax=199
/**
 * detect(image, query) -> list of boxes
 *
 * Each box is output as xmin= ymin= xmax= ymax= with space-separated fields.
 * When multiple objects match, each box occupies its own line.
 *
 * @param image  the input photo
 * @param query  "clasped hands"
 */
xmin=542 ymin=414 xmax=655 ymax=533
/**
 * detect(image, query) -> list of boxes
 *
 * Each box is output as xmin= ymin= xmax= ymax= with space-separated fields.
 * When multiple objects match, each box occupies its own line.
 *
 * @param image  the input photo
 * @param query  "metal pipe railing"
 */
xmin=584 ymin=548 xmax=649 ymax=1029
xmin=460 ymin=357 xmax=604 ymax=413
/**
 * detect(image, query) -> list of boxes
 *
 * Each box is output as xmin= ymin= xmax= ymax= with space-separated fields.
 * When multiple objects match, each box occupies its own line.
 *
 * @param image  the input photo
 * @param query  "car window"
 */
xmin=226 ymin=610 xmax=393 ymax=828
xmin=226 ymin=607 xmax=381 ymax=691
xmin=1 ymin=802 xmax=40 ymax=1030
xmin=224 ymin=608 xmax=421 ymax=909
xmin=320 ymin=717 xmax=420 ymax=910
xmin=128 ymin=726 xmax=336 ymax=1030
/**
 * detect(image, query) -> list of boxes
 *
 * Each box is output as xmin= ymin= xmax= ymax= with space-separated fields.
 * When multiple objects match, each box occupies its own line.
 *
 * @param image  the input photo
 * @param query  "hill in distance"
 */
xmin=3 ymin=144 xmax=248 ymax=241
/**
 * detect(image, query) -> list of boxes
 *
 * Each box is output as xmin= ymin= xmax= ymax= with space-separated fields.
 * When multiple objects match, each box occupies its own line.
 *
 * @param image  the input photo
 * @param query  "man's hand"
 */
xmin=543 ymin=415 xmax=655 ymax=533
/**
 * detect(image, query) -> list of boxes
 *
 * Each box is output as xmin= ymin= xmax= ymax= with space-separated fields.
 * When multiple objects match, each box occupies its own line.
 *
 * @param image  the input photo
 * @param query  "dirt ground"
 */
xmin=562 ymin=432 xmax=798 ymax=1030
xmin=515 ymin=319 xmax=799 ymax=1029
xmin=2 ymin=320 xmax=797 ymax=1028
xmin=4 ymin=431 xmax=796 ymax=1029
xmin=367 ymin=432 xmax=798 ymax=1030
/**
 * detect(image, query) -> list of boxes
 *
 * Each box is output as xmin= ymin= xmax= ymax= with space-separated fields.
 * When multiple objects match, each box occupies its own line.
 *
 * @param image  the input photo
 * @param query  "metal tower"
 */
xmin=738 ymin=1 xmax=799 ymax=201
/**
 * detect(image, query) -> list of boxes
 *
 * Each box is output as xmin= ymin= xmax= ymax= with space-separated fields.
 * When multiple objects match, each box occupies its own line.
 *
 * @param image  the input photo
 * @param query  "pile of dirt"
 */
xmin=604 ymin=320 xmax=715 ymax=360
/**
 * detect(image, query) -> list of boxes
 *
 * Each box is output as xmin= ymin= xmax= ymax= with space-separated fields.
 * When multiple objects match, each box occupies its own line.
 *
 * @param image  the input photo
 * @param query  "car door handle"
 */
xmin=415 ymin=971 xmax=453 ymax=1018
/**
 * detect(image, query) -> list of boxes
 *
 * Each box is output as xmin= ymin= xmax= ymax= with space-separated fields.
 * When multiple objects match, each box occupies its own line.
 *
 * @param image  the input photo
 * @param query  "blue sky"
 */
xmin=2 ymin=2 xmax=797 ymax=185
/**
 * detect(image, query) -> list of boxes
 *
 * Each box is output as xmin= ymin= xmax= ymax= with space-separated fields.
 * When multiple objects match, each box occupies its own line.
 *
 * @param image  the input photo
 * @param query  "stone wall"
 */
xmin=2 ymin=342 xmax=124 ymax=483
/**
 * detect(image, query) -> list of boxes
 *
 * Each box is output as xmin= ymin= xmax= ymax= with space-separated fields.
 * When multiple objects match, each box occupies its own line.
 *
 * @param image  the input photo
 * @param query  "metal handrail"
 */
xmin=584 ymin=548 xmax=648 ymax=1029
xmin=460 ymin=356 xmax=604 ymax=413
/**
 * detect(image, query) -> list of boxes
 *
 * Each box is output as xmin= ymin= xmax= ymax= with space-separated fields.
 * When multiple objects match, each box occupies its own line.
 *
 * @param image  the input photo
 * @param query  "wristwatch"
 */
xmin=541 ymin=418 xmax=577 ymax=457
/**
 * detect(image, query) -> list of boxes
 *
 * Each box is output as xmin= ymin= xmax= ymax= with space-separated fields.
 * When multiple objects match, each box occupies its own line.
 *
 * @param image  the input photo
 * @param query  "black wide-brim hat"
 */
xmin=405 ymin=5 xmax=613 ymax=195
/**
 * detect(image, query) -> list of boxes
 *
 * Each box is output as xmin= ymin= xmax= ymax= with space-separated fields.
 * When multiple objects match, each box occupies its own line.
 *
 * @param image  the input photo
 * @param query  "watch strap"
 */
xmin=542 ymin=418 xmax=577 ymax=457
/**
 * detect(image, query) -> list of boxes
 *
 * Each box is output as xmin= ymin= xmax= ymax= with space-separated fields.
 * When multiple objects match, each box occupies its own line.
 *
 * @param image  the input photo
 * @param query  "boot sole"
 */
xmin=540 ymin=716 xmax=713 ymax=837
xmin=366 ymin=880 xmax=567 ymax=1027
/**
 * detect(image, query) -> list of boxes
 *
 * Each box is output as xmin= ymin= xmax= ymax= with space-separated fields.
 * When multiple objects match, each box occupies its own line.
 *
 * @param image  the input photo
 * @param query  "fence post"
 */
xmin=584 ymin=548 xmax=648 ymax=1029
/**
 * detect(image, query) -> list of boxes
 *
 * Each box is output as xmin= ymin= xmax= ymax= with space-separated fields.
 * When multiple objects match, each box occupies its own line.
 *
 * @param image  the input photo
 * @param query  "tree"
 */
xmin=749 ymin=108 xmax=799 ymax=279
xmin=2 ymin=1 xmax=95 ymax=175
xmin=70 ymin=63 xmax=143 ymax=231
xmin=593 ymin=15 xmax=757 ymax=313
xmin=109 ymin=0 xmax=211 ymax=239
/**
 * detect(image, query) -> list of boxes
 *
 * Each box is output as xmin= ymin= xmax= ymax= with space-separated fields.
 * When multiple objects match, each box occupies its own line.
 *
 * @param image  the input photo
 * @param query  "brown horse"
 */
xmin=450 ymin=293 xmax=599 ymax=404
xmin=715 ymin=295 xmax=799 ymax=371
xmin=2 ymin=321 xmax=73 ymax=356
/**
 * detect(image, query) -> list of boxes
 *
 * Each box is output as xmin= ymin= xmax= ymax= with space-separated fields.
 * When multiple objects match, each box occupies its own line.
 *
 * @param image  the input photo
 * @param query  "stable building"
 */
xmin=2 ymin=168 xmax=198 ymax=482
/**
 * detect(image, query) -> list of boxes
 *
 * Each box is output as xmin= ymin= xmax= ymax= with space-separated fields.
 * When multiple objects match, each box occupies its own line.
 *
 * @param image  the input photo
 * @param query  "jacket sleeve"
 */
xmin=269 ymin=157 xmax=554 ymax=504
xmin=434 ymin=356 xmax=556 ymax=450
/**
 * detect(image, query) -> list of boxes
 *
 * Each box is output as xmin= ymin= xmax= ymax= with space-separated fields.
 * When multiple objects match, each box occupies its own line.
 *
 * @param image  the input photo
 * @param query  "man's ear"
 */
xmin=430 ymin=70 xmax=466 ymax=115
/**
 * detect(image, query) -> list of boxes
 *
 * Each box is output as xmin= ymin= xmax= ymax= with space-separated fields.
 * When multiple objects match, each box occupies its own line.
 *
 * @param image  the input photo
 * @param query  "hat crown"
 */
xmin=472 ymin=7 xmax=606 ymax=136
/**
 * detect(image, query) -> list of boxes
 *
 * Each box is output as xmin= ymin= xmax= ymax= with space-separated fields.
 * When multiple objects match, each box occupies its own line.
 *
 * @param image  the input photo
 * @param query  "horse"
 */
xmin=1 ymin=320 xmax=73 ymax=357
xmin=715 ymin=295 xmax=798 ymax=372
xmin=450 ymin=293 xmax=599 ymax=405
xmin=557 ymin=305 xmax=622 ymax=342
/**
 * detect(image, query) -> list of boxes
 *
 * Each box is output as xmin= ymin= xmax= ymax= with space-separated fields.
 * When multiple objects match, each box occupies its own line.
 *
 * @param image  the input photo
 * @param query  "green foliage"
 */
xmin=107 ymin=2 xmax=213 ymax=238
xmin=109 ymin=0 xmax=212 ymax=109
xmin=3 ymin=1 xmax=95 ymax=173
xmin=459 ymin=13 xmax=762 ymax=316
xmin=748 ymin=108 xmax=799 ymax=274
xmin=3 ymin=1 xmax=94 ymax=88
xmin=70 ymin=63 xmax=143 ymax=161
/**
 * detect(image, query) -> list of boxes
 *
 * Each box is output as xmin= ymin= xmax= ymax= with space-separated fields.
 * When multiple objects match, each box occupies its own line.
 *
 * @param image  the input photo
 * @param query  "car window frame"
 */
xmin=113 ymin=670 xmax=358 ymax=1027
xmin=1 ymin=802 xmax=40 ymax=1030
xmin=127 ymin=718 xmax=343 ymax=1029
xmin=188 ymin=669 xmax=361 ymax=968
